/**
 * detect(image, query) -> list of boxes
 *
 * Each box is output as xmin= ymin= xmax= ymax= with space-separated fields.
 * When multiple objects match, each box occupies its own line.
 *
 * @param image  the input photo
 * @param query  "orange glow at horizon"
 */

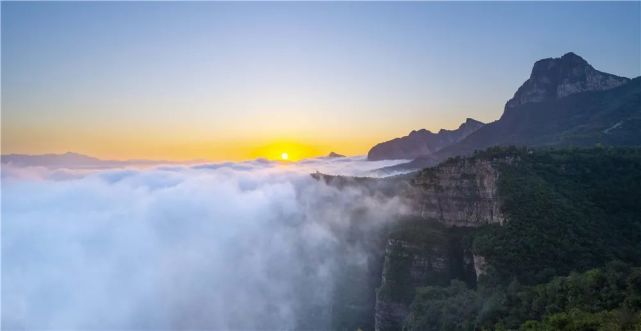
xmin=248 ymin=140 xmax=325 ymax=162
xmin=1 ymin=131 xmax=390 ymax=162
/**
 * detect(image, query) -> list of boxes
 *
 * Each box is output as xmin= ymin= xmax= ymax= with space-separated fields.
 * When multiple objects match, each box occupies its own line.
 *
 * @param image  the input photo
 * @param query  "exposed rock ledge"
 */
xmin=473 ymin=254 xmax=488 ymax=279
xmin=409 ymin=158 xmax=506 ymax=227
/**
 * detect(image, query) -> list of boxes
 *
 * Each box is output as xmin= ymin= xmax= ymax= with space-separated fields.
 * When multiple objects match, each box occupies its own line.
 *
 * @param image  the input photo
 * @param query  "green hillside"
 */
xmin=404 ymin=147 xmax=641 ymax=330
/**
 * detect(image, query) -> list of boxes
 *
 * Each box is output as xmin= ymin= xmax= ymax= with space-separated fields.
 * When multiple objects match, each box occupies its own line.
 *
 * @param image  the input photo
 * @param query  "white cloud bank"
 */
xmin=1 ymin=157 xmax=411 ymax=330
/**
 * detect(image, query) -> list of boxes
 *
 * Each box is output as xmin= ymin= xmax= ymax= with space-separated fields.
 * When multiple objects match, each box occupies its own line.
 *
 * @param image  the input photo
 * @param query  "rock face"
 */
xmin=373 ymin=157 xmax=509 ymax=330
xmin=505 ymin=52 xmax=629 ymax=110
xmin=374 ymin=297 xmax=409 ymax=331
xmin=410 ymin=158 xmax=505 ymax=227
xmin=472 ymin=254 xmax=488 ymax=280
xmin=374 ymin=224 xmax=476 ymax=331
xmin=367 ymin=118 xmax=484 ymax=161
xmin=327 ymin=151 xmax=345 ymax=158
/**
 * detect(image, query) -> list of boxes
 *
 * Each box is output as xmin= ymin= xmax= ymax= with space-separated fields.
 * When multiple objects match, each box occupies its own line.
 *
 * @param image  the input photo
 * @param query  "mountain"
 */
xmin=327 ymin=152 xmax=346 ymax=158
xmin=435 ymin=77 xmax=641 ymax=160
xmin=504 ymin=52 xmax=629 ymax=110
xmin=2 ymin=152 xmax=115 ymax=168
xmin=378 ymin=52 xmax=641 ymax=172
xmin=1 ymin=152 xmax=174 ymax=169
xmin=367 ymin=118 xmax=484 ymax=161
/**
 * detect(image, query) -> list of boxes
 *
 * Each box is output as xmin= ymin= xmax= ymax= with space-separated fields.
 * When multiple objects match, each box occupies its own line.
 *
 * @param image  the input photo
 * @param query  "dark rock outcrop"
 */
xmin=505 ymin=52 xmax=629 ymax=110
xmin=327 ymin=152 xmax=345 ymax=158
xmin=367 ymin=118 xmax=484 ymax=161
xmin=374 ymin=222 xmax=476 ymax=331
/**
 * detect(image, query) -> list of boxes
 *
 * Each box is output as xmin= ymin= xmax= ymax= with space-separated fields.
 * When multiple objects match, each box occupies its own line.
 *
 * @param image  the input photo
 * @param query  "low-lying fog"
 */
xmin=2 ymin=157 xmax=411 ymax=330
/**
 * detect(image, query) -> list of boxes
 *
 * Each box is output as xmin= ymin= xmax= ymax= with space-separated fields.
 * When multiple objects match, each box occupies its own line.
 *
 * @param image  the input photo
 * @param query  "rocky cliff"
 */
xmin=409 ymin=157 xmax=506 ymax=227
xmin=373 ymin=155 xmax=511 ymax=330
xmin=312 ymin=157 xmax=504 ymax=330
xmin=505 ymin=52 xmax=629 ymax=110
xmin=374 ymin=221 xmax=476 ymax=331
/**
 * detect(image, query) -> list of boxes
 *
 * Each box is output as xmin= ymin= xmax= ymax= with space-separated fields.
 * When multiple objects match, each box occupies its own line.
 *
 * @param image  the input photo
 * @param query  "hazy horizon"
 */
xmin=2 ymin=1 xmax=640 ymax=161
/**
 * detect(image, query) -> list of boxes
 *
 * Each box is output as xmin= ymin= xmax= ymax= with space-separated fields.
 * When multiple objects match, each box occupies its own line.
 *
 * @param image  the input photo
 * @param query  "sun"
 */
xmin=281 ymin=152 xmax=288 ymax=160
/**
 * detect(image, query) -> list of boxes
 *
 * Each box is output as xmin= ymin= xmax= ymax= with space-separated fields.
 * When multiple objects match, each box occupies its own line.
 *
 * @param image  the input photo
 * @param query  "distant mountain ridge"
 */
xmin=1 ymin=152 xmax=175 ymax=169
xmin=367 ymin=118 xmax=484 ymax=161
xmin=374 ymin=52 xmax=641 ymax=172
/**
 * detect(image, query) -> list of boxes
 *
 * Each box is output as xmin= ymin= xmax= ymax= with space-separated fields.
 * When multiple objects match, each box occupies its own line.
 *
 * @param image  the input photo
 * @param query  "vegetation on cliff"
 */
xmin=406 ymin=262 xmax=641 ymax=330
xmin=475 ymin=147 xmax=641 ymax=284
xmin=402 ymin=147 xmax=641 ymax=330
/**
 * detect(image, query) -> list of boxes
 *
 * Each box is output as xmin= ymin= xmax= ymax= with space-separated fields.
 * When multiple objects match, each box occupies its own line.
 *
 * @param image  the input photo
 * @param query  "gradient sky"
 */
xmin=2 ymin=1 xmax=640 ymax=161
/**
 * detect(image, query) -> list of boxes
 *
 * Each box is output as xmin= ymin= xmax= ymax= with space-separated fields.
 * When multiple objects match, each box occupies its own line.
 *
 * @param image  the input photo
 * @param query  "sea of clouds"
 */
xmin=2 ymin=156 xmax=411 ymax=330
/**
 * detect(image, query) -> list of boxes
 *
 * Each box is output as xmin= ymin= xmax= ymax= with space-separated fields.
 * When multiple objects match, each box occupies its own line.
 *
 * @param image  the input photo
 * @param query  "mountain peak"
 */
xmin=560 ymin=51 xmax=589 ymax=65
xmin=560 ymin=51 xmax=584 ymax=61
xmin=461 ymin=118 xmax=483 ymax=128
xmin=506 ymin=52 xmax=629 ymax=110
xmin=367 ymin=118 xmax=484 ymax=161
xmin=409 ymin=128 xmax=432 ymax=137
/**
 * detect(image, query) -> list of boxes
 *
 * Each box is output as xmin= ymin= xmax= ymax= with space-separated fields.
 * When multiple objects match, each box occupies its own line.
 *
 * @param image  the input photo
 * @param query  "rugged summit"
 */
xmin=367 ymin=118 xmax=484 ymax=161
xmin=505 ymin=52 xmax=629 ymax=110
xmin=378 ymin=53 xmax=641 ymax=172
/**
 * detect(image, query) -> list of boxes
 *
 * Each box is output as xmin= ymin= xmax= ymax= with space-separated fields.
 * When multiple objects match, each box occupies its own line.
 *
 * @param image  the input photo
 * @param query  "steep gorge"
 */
xmin=374 ymin=155 xmax=510 ymax=331
xmin=322 ymin=147 xmax=641 ymax=330
xmin=317 ymin=150 xmax=513 ymax=330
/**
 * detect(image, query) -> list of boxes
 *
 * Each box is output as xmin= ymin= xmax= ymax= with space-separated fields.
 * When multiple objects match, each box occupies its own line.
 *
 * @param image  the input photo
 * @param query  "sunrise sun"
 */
xmin=281 ymin=152 xmax=288 ymax=160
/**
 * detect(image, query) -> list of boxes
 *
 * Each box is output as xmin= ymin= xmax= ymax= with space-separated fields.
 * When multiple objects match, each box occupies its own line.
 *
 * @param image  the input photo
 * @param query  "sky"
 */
xmin=2 ymin=1 xmax=640 ymax=161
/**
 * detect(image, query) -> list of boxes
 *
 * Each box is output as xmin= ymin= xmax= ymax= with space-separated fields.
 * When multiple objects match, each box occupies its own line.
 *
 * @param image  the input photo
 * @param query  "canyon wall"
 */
xmin=374 ymin=157 xmax=509 ymax=331
xmin=409 ymin=158 xmax=505 ymax=227
xmin=374 ymin=222 xmax=476 ymax=331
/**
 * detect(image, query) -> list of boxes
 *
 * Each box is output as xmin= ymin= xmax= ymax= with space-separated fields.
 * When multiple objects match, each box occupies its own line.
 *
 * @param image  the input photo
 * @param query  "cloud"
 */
xmin=1 ymin=157 xmax=410 ymax=330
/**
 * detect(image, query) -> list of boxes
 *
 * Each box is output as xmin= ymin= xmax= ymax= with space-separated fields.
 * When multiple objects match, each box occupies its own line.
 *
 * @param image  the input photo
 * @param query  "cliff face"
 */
xmin=315 ymin=154 xmax=511 ymax=330
xmin=409 ymin=158 xmax=505 ymax=227
xmin=400 ymin=148 xmax=641 ymax=329
xmin=374 ymin=222 xmax=476 ymax=331
xmin=374 ymin=156 xmax=511 ymax=330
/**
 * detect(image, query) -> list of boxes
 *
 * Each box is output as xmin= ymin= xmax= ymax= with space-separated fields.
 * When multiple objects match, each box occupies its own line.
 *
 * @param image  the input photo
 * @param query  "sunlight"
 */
xmin=249 ymin=140 xmax=326 ymax=161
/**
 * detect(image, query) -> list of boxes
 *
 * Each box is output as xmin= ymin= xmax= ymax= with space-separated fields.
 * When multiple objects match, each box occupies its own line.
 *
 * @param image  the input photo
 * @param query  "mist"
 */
xmin=2 ymin=157 xmax=411 ymax=330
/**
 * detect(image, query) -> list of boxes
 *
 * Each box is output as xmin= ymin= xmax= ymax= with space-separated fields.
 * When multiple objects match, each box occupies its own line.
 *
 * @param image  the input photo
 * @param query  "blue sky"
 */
xmin=2 ymin=1 xmax=640 ymax=160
